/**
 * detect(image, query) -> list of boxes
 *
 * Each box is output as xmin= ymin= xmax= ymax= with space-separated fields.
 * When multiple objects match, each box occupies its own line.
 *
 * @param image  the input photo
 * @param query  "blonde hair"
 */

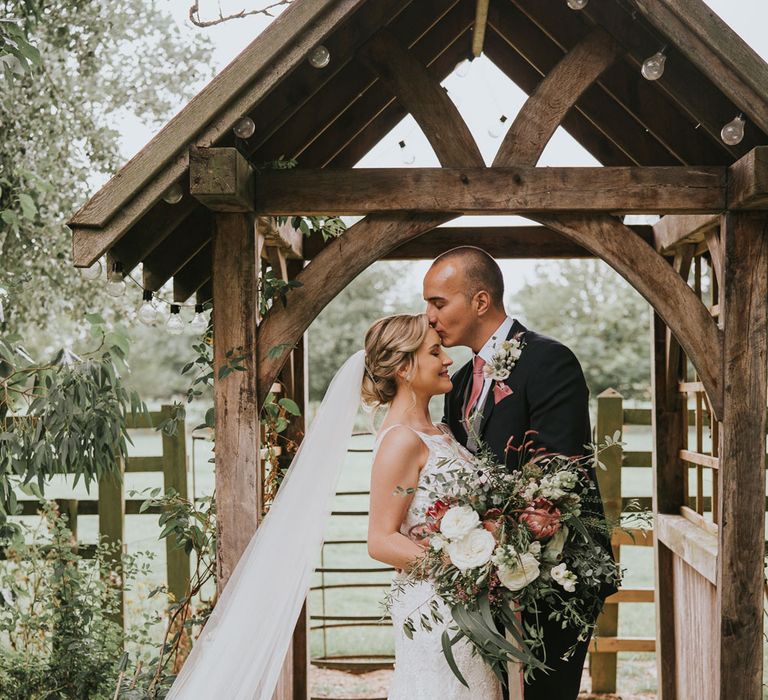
xmin=361 ymin=313 xmax=430 ymax=409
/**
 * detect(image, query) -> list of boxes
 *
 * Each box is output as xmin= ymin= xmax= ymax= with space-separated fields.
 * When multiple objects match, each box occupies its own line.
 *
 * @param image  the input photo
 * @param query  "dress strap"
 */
xmin=374 ymin=423 xmax=445 ymax=448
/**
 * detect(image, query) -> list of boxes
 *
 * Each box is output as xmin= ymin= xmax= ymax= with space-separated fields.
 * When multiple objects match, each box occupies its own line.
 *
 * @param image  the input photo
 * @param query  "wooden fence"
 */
xmin=6 ymin=405 xmax=190 ymax=629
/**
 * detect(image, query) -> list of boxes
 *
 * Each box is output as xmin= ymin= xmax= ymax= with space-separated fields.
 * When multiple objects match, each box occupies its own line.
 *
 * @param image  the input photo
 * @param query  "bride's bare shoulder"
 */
xmin=374 ymin=425 xmax=428 ymax=465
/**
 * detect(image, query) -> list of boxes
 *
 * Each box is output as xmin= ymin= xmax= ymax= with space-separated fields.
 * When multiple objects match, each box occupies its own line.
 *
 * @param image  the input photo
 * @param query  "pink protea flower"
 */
xmin=519 ymin=497 xmax=562 ymax=539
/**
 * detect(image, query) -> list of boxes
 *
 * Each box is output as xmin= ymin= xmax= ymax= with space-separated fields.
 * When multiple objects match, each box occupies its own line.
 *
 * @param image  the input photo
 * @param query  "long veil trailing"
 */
xmin=167 ymin=350 xmax=366 ymax=700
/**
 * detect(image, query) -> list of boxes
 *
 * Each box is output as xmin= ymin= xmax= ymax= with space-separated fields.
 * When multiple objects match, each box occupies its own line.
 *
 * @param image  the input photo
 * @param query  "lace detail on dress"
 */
xmin=374 ymin=423 xmax=503 ymax=700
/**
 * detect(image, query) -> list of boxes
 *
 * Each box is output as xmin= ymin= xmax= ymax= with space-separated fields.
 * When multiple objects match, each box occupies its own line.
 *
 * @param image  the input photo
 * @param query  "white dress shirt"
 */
xmin=473 ymin=316 xmax=515 ymax=410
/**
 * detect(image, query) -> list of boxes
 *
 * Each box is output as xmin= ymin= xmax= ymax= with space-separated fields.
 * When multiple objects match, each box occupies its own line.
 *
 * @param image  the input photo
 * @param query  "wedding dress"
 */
xmin=375 ymin=422 xmax=504 ymax=700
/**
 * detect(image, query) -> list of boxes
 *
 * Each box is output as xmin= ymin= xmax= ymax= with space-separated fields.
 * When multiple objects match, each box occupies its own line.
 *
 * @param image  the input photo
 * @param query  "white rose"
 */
xmin=497 ymin=552 xmax=541 ymax=591
xmin=543 ymin=525 xmax=569 ymax=563
xmin=447 ymin=529 xmax=496 ymax=571
xmin=440 ymin=505 xmax=480 ymax=540
xmin=430 ymin=535 xmax=447 ymax=552
xmin=551 ymin=562 xmax=577 ymax=592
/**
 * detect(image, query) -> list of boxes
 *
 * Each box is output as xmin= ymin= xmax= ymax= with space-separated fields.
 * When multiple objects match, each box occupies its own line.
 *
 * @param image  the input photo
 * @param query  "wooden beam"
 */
xmin=728 ymin=146 xmax=768 ymax=210
xmin=196 ymin=279 xmax=213 ymax=305
xmin=471 ymin=0 xmax=489 ymax=58
xmin=257 ymin=218 xmax=303 ymax=259
xmin=665 ymin=245 xmax=695 ymax=412
xmin=656 ymin=514 xmax=717 ymax=585
xmin=483 ymin=29 xmax=631 ymax=167
xmin=630 ymin=0 xmax=768 ymax=136
xmin=581 ymin=0 xmax=759 ymax=158
xmin=142 ymin=210 xmax=212 ymax=292
xmin=212 ymin=212 xmax=260 ymax=590
xmin=68 ymin=0 xmax=370 ymax=229
xmin=493 ymin=27 xmax=622 ymax=167
xmin=511 ymin=0 xmax=728 ymax=166
xmin=173 ymin=242 xmax=211 ymax=303
xmin=253 ymin=166 xmax=726 ymax=216
xmin=653 ymin=214 xmax=719 ymax=254
xmin=716 ymin=211 xmax=768 ymax=698
xmin=488 ymin=1 xmax=678 ymax=166
xmin=190 ymin=147 xmax=255 ymax=213
xmin=302 ymin=224 xmax=654 ymax=259
xmin=358 ymin=29 xmax=483 ymax=167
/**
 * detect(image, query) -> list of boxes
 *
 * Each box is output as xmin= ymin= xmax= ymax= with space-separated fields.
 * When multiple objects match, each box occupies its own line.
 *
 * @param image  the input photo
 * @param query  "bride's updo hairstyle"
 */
xmin=361 ymin=313 xmax=430 ymax=409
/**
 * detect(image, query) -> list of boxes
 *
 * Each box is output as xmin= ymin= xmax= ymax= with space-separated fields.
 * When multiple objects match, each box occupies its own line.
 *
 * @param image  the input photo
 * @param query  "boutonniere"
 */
xmin=484 ymin=332 xmax=526 ymax=382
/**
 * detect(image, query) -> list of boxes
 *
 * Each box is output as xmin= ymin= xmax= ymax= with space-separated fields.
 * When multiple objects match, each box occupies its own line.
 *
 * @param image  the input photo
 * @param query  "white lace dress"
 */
xmin=374 ymin=423 xmax=503 ymax=700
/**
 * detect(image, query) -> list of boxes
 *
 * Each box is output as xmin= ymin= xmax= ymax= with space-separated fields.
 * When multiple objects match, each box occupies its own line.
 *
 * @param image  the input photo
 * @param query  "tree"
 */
xmin=0 ymin=1 xmax=214 ymax=336
xmin=511 ymin=260 xmax=651 ymax=401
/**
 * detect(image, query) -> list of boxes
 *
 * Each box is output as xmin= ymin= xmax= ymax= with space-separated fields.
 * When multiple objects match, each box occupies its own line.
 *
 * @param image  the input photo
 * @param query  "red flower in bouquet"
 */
xmin=426 ymin=498 xmax=450 ymax=531
xmin=481 ymin=507 xmax=504 ymax=537
xmin=519 ymin=497 xmax=562 ymax=539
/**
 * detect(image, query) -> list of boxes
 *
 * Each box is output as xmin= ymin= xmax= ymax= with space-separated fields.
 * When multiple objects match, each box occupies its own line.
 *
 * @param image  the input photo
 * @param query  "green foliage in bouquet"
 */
xmin=387 ymin=432 xmax=650 ymax=688
xmin=0 ymin=501 xmax=159 ymax=699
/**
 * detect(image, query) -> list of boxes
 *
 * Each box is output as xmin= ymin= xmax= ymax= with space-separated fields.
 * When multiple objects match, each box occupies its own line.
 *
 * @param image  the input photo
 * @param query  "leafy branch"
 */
xmin=188 ymin=0 xmax=292 ymax=27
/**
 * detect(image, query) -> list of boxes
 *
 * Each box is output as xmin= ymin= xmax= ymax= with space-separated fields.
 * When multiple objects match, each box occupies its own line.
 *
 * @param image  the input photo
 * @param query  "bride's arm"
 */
xmin=367 ymin=427 xmax=429 ymax=572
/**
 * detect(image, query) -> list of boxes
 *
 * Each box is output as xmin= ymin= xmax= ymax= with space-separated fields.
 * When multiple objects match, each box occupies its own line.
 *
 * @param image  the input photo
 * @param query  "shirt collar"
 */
xmin=476 ymin=316 xmax=515 ymax=365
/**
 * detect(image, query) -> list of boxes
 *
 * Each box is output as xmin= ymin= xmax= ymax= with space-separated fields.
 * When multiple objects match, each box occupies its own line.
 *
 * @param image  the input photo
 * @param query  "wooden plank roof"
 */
xmin=68 ymin=0 xmax=768 ymax=300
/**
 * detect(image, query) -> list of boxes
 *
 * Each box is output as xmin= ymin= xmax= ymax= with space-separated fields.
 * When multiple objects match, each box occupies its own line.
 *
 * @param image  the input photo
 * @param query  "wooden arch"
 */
xmin=256 ymin=27 xmax=724 ymax=418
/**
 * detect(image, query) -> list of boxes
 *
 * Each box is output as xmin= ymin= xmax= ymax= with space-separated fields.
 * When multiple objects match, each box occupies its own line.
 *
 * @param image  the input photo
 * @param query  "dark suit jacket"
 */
xmin=443 ymin=319 xmax=617 ymax=598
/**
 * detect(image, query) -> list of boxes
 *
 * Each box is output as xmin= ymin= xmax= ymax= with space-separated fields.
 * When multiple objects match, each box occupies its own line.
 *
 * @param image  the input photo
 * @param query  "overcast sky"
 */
xmin=119 ymin=0 xmax=768 ymax=298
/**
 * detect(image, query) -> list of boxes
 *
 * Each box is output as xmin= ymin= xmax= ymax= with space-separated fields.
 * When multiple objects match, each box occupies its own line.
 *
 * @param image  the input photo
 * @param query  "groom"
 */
xmin=423 ymin=246 xmax=615 ymax=700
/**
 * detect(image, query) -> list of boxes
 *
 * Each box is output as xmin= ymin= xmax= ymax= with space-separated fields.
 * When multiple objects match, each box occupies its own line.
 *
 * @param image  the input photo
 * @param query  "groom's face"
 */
xmin=423 ymin=261 xmax=475 ymax=348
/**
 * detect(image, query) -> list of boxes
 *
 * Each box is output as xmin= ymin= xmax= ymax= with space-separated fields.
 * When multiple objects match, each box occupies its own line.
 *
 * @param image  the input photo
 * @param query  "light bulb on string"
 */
xmin=167 ymin=305 xmax=185 ymax=335
xmin=398 ymin=140 xmax=416 ymax=165
xmin=162 ymin=183 xmax=183 ymax=205
xmin=488 ymin=115 xmax=509 ymax=139
xmin=454 ymin=58 xmax=473 ymax=78
xmin=721 ymin=114 xmax=745 ymax=146
xmin=641 ymin=50 xmax=666 ymax=80
xmin=233 ymin=116 xmax=256 ymax=140
xmin=308 ymin=45 xmax=330 ymax=69
xmin=152 ymin=297 xmax=170 ymax=324
xmin=189 ymin=304 xmax=208 ymax=334
xmin=106 ymin=261 xmax=126 ymax=298
xmin=137 ymin=290 xmax=158 ymax=326
xmin=80 ymin=259 xmax=102 ymax=281
xmin=566 ymin=0 xmax=588 ymax=9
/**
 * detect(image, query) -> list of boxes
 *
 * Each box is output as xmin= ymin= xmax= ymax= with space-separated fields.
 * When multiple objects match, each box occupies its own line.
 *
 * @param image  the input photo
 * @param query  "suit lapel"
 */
xmin=478 ymin=319 xmax=528 ymax=437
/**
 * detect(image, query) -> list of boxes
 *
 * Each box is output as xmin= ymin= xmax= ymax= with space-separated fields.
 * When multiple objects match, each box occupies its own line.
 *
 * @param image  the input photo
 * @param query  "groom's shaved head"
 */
xmin=431 ymin=246 xmax=504 ymax=308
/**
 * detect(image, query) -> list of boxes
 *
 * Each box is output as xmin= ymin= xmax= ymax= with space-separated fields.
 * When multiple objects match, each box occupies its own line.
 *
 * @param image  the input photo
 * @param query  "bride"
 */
xmin=364 ymin=313 xmax=503 ymax=699
xmin=166 ymin=313 xmax=505 ymax=700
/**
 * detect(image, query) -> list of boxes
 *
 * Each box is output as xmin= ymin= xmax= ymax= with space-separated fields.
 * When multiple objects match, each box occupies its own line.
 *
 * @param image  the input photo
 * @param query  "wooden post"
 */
xmin=212 ymin=212 xmax=261 ymax=591
xmin=715 ymin=211 xmax=768 ymax=699
xmin=161 ymin=404 xmax=191 ymax=603
xmin=651 ymin=309 xmax=686 ymax=699
xmin=99 ymin=458 xmax=126 ymax=629
xmin=590 ymin=388 xmax=623 ymax=693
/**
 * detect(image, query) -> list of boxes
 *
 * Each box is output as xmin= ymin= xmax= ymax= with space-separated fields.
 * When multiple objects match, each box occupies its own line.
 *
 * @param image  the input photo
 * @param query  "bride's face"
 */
xmin=400 ymin=328 xmax=453 ymax=397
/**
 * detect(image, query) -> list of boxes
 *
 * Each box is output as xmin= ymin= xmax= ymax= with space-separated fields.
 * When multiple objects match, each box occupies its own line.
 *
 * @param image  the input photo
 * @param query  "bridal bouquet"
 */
xmin=388 ymin=431 xmax=639 ymax=686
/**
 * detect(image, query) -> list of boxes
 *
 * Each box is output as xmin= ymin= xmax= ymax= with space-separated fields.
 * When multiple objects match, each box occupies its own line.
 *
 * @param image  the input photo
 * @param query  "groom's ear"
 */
xmin=473 ymin=290 xmax=492 ymax=316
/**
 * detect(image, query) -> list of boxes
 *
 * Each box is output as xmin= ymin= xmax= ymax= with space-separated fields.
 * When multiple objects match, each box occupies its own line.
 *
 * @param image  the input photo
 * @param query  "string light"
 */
xmin=167 ymin=305 xmax=185 ymax=335
xmin=398 ymin=140 xmax=416 ymax=165
xmin=106 ymin=261 xmax=126 ymax=298
xmin=488 ymin=115 xmax=508 ymax=139
xmin=566 ymin=0 xmax=588 ymax=9
xmin=80 ymin=259 xmax=102 ymax=280
xmin=189 ymin=304 xmax=208 ymax=333
xmin=137 ymin=290 xmax=158 ymax=326
xmin=162 ymin=183 xmax=183 ymax=205
xmin=308 ymin=45 xmax=330 ymax=69
xmin=641 ymin=50 xmax=666 ymax=80
xmin=720 ymin=114 xmax=745 ymax=146
xmin=233 ymin=116 xmax=256 ymax=139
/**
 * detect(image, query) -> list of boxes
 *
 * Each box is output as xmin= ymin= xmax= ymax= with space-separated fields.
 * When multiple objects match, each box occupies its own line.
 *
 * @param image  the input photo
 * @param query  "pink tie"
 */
xmin=464 ymin=355 xmax=486 ymax=422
